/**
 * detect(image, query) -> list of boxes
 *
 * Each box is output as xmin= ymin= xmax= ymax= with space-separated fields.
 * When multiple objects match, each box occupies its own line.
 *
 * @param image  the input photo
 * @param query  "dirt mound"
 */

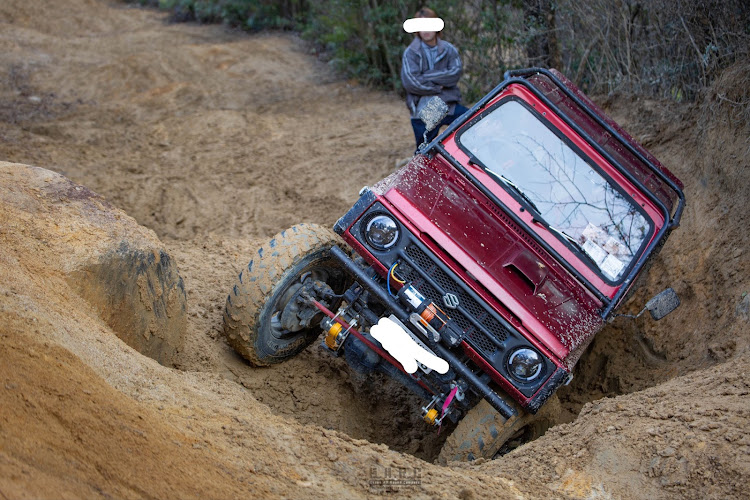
xmin=493 ymin=355 xmax=750 ymax=499
xmin=1 ymin=0 xmax=749 ymax=498
xmin=0 ymin=162 xmax=186 ymax=365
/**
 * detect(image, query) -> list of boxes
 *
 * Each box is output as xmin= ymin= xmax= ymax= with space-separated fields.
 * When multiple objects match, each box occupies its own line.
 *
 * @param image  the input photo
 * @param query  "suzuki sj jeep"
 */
xmin=222 ymin=68 xmax=685 ymax=462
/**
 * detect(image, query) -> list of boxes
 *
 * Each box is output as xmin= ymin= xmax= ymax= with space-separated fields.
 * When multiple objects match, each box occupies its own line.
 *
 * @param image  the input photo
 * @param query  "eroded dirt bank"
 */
xmin=1 ymin=0 xmax=748 ymax=498
xmin=0 ymin=162 xmax=547 ymax=499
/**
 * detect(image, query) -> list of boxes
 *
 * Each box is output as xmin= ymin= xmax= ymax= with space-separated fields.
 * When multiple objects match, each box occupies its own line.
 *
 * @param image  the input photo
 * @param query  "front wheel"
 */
xmin=222 ymin=223 xmax=350 ymax=366
xmin=438 ymin=395 xmax=561 ymax=463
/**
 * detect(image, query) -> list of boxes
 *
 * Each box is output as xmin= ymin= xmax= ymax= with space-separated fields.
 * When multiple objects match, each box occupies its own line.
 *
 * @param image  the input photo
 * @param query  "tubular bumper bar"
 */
xmin=330 ymin=245 xmax=518 ymax=420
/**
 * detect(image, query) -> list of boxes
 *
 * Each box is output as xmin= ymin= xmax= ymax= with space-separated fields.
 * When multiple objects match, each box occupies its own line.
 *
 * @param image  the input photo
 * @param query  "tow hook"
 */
xmin=422 ymin=384 xmax=463 ymax=426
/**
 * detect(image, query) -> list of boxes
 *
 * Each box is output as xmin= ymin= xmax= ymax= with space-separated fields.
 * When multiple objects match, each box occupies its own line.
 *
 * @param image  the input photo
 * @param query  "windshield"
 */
xmin=458 ymin=99 xmax=651 ymax=282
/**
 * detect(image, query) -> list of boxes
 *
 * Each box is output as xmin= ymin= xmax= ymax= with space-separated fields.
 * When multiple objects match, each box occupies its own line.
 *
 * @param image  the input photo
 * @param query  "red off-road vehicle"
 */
xmin=223 ymin=68 xmax=685 ymax=462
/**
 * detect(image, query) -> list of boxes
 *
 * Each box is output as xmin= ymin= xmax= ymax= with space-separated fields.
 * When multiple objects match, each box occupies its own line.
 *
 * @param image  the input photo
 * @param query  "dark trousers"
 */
xmin=410 ymin=104 xmax=469 ymax=150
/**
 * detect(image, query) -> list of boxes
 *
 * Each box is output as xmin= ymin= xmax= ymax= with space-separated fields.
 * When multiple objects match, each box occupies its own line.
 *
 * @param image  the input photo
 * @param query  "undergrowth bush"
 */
xmin=122 ymin=0 xmax=750 ymax=103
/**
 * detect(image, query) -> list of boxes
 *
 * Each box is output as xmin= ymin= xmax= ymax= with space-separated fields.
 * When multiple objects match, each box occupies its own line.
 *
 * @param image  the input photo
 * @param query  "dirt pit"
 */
xmin=1 ymin=1 xmax=748 ymax=498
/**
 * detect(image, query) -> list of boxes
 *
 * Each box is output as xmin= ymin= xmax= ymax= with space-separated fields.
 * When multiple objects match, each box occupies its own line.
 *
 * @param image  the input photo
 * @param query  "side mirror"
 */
xmin=418 ymin=96 xmax=449 ymax=136
xmin=644 ymin=287 xmax=681 ymax=320
xmin=612 ymin=287 xmax=681 ymax=321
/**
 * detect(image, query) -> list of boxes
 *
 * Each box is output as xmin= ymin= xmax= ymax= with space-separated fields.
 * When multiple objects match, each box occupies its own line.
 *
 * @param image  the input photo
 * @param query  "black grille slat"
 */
xmin=469 ymin=330 xmax=498 ymax=354
xmin=401 ymin=244 xmax=510 ymax=356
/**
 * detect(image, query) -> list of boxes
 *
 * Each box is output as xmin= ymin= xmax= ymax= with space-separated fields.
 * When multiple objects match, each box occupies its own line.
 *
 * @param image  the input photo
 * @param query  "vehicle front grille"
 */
xmin=399 ymin=244 xmax=510 ymax=357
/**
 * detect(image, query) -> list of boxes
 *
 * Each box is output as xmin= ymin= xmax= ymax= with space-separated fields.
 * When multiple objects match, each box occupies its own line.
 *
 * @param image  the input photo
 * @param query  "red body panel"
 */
xmin=375 ymin=159 xmax=601 ymax=367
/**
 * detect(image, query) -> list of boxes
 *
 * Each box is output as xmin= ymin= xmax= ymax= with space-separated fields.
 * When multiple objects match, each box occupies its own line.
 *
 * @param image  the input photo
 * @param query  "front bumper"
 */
xmin=329 ymin=244 xmax=519 ymax=419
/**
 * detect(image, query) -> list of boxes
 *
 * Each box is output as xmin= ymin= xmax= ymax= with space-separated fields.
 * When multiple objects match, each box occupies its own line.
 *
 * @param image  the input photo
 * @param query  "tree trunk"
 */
xmin=524 ymin=0 xmax=560 ymax=69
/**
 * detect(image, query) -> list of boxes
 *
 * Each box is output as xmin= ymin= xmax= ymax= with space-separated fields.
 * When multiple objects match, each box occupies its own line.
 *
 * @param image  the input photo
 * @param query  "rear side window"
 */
xmin=458 ymin=99 xmax=651 ymax=282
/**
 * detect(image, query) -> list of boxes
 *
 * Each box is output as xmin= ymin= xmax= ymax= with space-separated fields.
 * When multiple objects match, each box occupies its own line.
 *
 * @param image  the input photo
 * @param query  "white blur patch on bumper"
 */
xmin=370 ymin=317 xmax=449 ymax=374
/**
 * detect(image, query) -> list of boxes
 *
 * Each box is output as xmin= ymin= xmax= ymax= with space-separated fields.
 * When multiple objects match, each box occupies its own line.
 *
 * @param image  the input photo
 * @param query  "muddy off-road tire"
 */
xmin=438 ymin=395 xmax=561 ymax=463
xmin=223 ymin=223 xmax=349 ymax=366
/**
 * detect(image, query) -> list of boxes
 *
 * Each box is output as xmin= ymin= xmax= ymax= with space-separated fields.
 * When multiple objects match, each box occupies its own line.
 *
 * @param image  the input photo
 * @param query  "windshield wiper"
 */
xmin=545 ymin=225 xmax=601 ymax=270
xmin=524 ymin=212 xmax=602 ymax=270
xmin=486 ymin=170 xmax=542 ymax=215
xmin=483 ymin=169 xmax=600 ymax=270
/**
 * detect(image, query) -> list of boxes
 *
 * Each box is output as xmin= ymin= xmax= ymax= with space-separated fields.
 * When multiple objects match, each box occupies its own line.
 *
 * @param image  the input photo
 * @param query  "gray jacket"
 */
xmin=400 ymin=37 xmax=463 ymax=119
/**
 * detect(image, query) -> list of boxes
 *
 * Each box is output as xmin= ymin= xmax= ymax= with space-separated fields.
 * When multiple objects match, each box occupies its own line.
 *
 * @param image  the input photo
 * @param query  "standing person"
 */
xmin=401 ymin=7 xmax=468 ymax=150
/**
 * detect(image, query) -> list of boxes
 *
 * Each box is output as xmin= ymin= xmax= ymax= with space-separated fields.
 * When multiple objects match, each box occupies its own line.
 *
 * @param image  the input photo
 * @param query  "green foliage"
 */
xmin=302 ymin=0 xmax=418 ymax=90
xmin=120 ymin=0 xmax=750 ymax=102
xmin=430 ymin=1 xmax=523 ymax=102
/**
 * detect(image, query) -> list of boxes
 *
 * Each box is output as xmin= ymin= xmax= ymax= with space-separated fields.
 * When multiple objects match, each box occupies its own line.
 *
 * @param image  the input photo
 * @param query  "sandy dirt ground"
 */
xmin=1 ymin=0 xmax=748 ymax=498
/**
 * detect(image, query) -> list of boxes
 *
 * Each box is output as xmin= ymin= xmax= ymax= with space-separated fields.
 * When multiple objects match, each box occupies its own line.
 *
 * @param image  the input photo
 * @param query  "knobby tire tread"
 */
xmin=222 ymin=223 xmax=341 ymax=366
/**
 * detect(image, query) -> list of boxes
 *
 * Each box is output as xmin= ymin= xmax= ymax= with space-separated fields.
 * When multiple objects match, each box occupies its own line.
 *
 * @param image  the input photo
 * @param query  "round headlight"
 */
xmin=364 ymin=214 xmax=399 ymax=250
xmin=507 ymin=348 xmax=543 ymax=382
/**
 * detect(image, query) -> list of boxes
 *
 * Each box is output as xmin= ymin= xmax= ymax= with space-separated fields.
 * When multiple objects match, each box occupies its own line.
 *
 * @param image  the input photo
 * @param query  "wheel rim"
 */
xmin=266 ymin=265 xmax=338 ymax=348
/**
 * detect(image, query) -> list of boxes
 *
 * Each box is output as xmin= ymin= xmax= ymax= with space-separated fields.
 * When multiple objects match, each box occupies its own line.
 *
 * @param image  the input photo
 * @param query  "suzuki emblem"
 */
xmin=442 ymin=293 xmax=459 ymax=309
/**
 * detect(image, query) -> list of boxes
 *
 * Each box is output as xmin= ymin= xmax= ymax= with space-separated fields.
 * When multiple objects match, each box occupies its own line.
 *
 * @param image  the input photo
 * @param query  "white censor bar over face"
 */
xmin=403 ymin=17 xmax=444 ymax=34
xmin=370 ymin=317 xmax=449 ymax=374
